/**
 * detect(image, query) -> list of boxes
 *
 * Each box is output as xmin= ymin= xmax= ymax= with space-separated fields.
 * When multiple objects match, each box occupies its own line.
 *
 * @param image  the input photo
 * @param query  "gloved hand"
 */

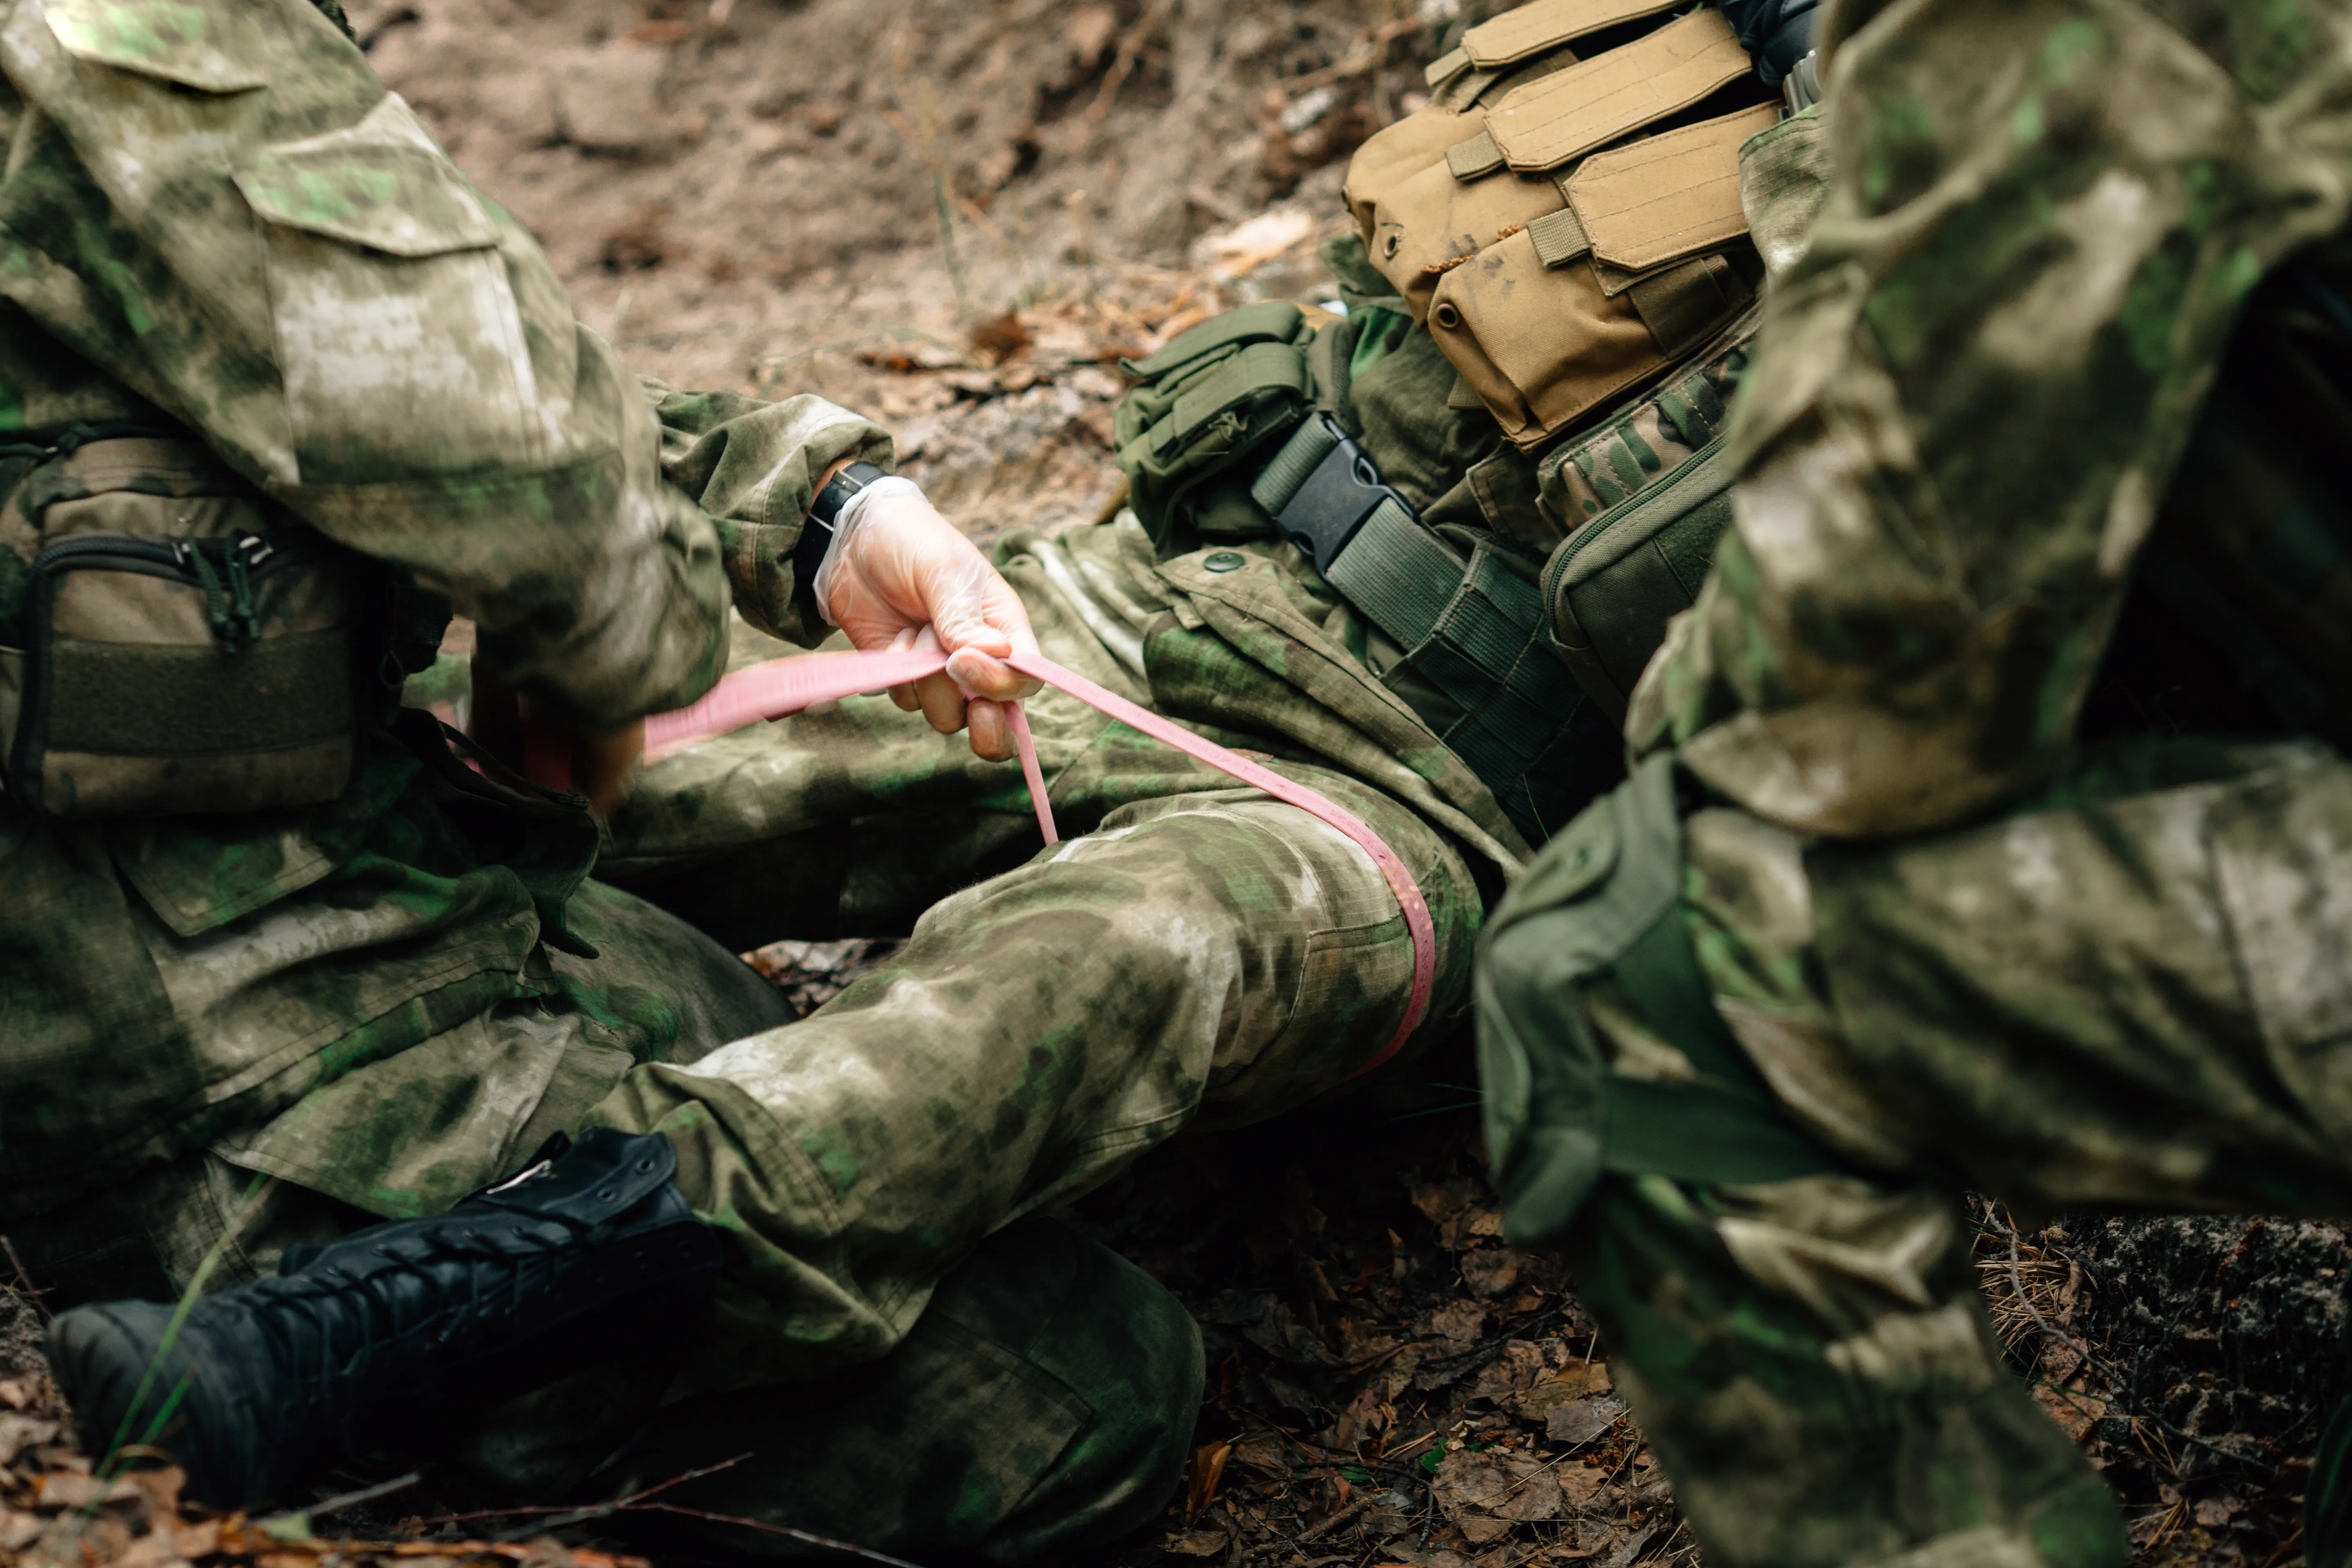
xmin=816 ymin=480 xmax=1042 ymax=762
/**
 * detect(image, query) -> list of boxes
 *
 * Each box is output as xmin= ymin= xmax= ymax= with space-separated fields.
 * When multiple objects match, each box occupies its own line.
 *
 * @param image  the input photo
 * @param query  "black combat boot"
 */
xmin=46 ymin=1127 xmax=722 ymax=1508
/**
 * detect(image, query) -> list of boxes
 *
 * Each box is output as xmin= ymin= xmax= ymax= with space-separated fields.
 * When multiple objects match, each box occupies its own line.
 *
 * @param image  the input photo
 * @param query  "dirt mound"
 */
xmin=348 ymin=0 xmax=1440 ymax=537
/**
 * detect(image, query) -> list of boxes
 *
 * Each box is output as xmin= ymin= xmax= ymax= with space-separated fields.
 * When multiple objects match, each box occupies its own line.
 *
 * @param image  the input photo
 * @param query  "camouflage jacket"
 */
xmin=1630 ymin=0 xmax=2352 ymax=835
xmin=0 ymin=0 xmax=887 ymax=1216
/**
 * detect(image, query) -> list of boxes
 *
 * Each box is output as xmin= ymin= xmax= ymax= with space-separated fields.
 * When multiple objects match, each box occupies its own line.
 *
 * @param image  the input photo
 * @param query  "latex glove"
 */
xmin=818 ymin=483 xmax=1041 ymax=761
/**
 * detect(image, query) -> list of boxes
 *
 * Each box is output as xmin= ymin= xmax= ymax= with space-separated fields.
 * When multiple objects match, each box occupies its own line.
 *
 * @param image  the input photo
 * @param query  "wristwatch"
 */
xmin=796 ymin=460 xmax=890 ymax=591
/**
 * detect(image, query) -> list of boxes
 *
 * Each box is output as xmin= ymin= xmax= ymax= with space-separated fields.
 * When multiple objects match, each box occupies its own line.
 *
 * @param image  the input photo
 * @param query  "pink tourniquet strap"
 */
xmin=635 ymin=648 xmax=1437 ymax=1076
xmin=642 ymin=646 xmax=957 ymax=756
xmin=995 ymin=700 xmax=1060 ymax=846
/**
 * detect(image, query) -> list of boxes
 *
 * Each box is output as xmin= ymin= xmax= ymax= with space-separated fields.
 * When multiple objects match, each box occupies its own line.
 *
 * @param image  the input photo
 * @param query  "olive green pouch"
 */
xmin=1534 ymin=335 xmax=1753 ymax=719
xmin=1478 ymin=754 xmax=1841 ymax=1245
xmin=1 ymin=435 xmax=359 ymax=817
xmin=1113 ymin=301 xmax=1334 ymax=556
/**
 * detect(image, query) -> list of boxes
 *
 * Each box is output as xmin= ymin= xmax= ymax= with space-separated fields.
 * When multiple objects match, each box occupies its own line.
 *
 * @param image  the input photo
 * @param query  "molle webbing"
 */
xmin=1252 ymin=416 xmax=1592 ymax=844
xmin=1483 ymin=8 xmax=1754 ymax=173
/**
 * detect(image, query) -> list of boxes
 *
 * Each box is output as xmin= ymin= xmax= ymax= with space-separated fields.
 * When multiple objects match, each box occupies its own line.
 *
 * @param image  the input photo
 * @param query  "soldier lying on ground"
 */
xmin=7 ymin=0 xmax=1815 ymax=1555
xmin=1478 ymin=1 xmax=2352 ymax=1566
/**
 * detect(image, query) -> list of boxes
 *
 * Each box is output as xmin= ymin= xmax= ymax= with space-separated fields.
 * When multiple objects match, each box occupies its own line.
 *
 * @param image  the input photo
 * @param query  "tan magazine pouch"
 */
xmin=1 ymin=435 xmax=360 ymax=818
xmin=1343 ymin=0 xmax=1775 ymax=448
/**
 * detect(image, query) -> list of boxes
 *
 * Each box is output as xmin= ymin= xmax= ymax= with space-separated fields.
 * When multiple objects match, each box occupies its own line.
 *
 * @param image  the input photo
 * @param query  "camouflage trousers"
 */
xmin=1541 ymin=737 xmax=2352 ymax=1568
xmin=13 ymin=517 xmax=1486 ymax=1559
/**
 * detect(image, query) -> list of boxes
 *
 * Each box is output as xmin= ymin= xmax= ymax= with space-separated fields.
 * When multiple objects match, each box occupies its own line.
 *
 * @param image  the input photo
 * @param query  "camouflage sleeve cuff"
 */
xmin=646 ymin=388 xmax=896 ymax=646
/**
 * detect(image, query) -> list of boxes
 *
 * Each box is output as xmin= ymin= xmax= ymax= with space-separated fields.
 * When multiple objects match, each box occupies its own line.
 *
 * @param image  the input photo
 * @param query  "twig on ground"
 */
xmin=1 ymin=1234 xmax=51 ymax=1324
xmin=631 ymin=1500 xmax=928 ymax=1568
xmin=1275 ymin=17 xmax=1421 ymax=96
xmin=423 ymin=1456 xmax=927 ymax=1568
xmin=1295 ymin=1494 xmax=1372 ymax=1545
xmin=428 ymin=1455 xmax=753 ymax=1533
xmin=279 ymin=1471 xmax=424 ymax=1525
xmin=1084 ymin=0 xmax=1175 ymax=125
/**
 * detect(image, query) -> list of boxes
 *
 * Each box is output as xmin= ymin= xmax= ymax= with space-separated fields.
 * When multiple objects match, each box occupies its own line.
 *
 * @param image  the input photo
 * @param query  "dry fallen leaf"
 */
xmin=1510 ymin=1361 xmax=1613 ymax=1422
xmin=1545 ymin=1396 xmax=1628 ymax=1446
xmin=1187 ymin=1439 xmax=1231 ymax=1517
xmin=1165 ymin=1526 xmax=1231 ymax=1557
xmin=1427 ymin=1301 xmax=1488 ymax=1346
xmin=1459 ymin=1249 xmax=1519 ymax=1297
xmin=0 ymin=1414 xmax=58 ymax=1467
xmin=1432 ymin=1449 xmax=1566 ymax=1526
xmin=1468 ymin=1339 xmax=1547 ymax=1401
xmin=968 ymin=312 xmax=1032 ymax=366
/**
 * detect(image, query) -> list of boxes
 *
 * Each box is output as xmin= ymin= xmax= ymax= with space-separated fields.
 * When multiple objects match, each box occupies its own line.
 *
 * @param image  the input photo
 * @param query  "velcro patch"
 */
xmin=1566 ymin=102 xmax=1780 ymax=273
xmin=1485 ymin=8 xmax=1753 ymax=173
xmin=1459 ymin=0 xmax=1684 ymax=69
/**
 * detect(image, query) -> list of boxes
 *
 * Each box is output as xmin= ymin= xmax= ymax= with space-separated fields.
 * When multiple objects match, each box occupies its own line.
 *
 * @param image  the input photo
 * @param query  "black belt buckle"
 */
xmin=1276 ymin=414 xmax=1416 ymax=577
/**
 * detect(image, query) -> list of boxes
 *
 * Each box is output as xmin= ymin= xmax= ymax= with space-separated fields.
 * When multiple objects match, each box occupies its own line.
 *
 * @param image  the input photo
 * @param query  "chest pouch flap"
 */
xmin=1483 ymin=8 xmax=1754 ymax=174
xmin=2 ymin=435 xmax=361 ymax=819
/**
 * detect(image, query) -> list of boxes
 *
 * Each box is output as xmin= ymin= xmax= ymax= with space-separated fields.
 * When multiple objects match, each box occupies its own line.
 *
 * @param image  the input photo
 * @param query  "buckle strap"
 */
xmin=1251 ymin=412 xmax=1411 ymax=577
xmin=1254 ymin=414 xmax=1597 ymax=842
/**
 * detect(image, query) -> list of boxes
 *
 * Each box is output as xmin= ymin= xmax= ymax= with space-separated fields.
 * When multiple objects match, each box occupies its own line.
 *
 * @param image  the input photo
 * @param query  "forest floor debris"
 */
xmin=6 ymin=2 xmax=2341 ymax=1566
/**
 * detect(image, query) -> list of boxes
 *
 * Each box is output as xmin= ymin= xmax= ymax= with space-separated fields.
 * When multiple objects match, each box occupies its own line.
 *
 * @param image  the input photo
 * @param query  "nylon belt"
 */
xmin=1250 ymin=414 xmax=1592 ymax=844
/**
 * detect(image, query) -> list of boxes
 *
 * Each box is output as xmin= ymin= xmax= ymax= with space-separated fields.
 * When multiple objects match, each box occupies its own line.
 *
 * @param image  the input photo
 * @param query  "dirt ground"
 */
xmin=346 ymin=0 xmax=1414 ymax=544
xmin=0 ymin=2 xmax=2343 ymax=1567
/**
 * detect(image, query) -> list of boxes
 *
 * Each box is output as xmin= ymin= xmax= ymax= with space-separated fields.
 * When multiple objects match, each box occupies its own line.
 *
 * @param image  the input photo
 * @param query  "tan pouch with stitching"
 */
xmin=3 ymin=438 xmax=359 ymax=817
xmin=1428 ymin=103 xmax=1775 ymax=448
xmin=1482 ymin=9 xmax=1756 ymax=174
xmin=1342 ymin=2 xmax=1776 ymax=449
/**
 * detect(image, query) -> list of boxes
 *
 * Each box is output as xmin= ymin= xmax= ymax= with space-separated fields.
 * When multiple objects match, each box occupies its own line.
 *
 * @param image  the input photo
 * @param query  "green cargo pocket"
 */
xmin=1542 ymin=436 xmax=1737 ymax=721
xmin=1477 ymin=753 xmax=1840 ymax=1245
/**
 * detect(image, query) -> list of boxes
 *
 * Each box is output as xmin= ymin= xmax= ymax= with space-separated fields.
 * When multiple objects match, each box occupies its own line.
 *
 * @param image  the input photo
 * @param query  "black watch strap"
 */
xmin=795 ymin=461 xmax=891 ymax=596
